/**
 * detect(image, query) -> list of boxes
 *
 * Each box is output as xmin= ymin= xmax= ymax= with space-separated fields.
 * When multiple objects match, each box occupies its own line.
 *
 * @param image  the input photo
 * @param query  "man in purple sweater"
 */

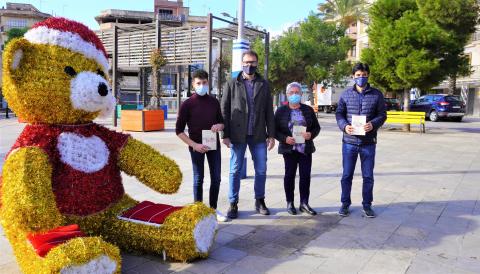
xmin=176 ymin=70 xmax=228 ymax=222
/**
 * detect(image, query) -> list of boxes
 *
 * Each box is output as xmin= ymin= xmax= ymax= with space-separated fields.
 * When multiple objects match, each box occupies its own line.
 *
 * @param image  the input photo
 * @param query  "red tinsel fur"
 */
xmin=7 ymin=123 xmax=130 ymax=216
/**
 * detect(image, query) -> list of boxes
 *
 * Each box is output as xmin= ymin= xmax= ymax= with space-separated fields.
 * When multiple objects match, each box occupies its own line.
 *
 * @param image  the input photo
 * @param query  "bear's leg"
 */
xmin=45 ymin=236 xmax=121 ymax=274
xmin=4 ymin=229 xmax=121 ymax=274
xmin=159 ymin=203 xmax=217 ymax=261
xmin=99 ymin=196 xmax=217 ymax=262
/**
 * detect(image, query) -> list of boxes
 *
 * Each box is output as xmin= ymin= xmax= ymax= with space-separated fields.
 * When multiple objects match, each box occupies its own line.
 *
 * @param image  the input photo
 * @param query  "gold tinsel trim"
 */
xmin=0 ymin=147 xmax=64 ymax=233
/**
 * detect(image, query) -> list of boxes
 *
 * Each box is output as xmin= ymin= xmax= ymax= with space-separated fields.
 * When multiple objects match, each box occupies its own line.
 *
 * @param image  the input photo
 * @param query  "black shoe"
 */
xmin=227 ymin=202 xmax=238 ymax=219
xmin=287 ymin=202 xmax=297 ymax=215
xmin=255 ymin=198 xmax=270 ymax=215
xmin=363 ymin=206 xmax=376 ymax=218
xmin=338 ymin=204 xmax=350 ymax=217
xmin=299 ymin=203 xmax=317 ymax=216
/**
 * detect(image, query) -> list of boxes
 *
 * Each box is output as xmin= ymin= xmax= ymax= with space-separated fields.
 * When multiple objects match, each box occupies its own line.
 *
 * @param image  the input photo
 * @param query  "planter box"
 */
xmin=116 ymin=104 xmax=139 ymax=118
xmin=134 ymin=105 xmax=168 ymax=119
xmin=120 ymin=109 xmax=164 ymax=131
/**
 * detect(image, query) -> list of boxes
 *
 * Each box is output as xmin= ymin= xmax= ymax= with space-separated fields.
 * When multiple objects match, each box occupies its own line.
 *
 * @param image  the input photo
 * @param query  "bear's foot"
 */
xmin=192 ymin=214 xmax=217 ymax=253
xmin=60 ymin=255 xmax=117 ymax=274
xmin=160 ymin=202 xmax=217 ymax=262
xmin=5 ymin=232 xmax=121 ymax=274
xmin=44 ymin=236 xmax=121 ymax=274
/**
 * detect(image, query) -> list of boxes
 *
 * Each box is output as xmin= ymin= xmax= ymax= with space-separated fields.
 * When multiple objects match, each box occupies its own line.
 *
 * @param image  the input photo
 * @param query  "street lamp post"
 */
xmin=231 ymin=0 xmax=249 ymax=78
xmin=238 ymin=0 xmax=245 ymax=40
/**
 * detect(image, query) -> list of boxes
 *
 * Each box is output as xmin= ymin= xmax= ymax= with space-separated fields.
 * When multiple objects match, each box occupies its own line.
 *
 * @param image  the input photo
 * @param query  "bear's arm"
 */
xmin=1 ymin=147 xmax=64 ymax=233
xmin=117 ymin=137 xmax=182 ymax=194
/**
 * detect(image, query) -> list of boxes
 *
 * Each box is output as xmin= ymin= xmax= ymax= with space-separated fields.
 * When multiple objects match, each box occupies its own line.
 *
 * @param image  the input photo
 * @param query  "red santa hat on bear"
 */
xmin=24 ymin=17 xmax=109 ymax=72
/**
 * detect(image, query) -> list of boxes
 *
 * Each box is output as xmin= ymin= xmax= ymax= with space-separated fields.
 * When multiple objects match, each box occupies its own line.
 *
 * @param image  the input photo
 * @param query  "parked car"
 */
xmin=384 ymin=97 xmax=401 ymax=111
xmin=409 ymin=94 xmax=465 ymax=122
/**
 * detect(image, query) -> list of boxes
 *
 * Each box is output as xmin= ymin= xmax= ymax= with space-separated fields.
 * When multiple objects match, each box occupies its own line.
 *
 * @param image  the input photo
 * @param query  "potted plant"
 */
xmin=121 ymin=49 xmax=167 ymax=131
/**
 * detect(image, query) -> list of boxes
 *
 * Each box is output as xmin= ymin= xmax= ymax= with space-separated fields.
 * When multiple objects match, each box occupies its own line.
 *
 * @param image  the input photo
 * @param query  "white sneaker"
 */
xmin=215 ymin=210 xmax=229 ymax=222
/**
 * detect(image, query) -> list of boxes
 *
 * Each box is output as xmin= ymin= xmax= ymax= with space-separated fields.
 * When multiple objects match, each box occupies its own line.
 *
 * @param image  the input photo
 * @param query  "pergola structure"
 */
xmin=96 ymin=14 xmax=269 ymax=125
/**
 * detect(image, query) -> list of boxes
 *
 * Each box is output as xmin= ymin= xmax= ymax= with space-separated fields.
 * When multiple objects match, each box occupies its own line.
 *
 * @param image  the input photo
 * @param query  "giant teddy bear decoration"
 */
xmin=1 ymin=17 xmax=217 ymax=274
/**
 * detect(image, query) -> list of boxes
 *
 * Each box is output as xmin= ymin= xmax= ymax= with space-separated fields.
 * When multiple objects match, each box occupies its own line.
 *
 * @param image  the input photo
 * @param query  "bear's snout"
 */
xmin=70 ymin=71 xmax=115 ymax=118
xmin=98 ymin=83 xmax=108 ymax=97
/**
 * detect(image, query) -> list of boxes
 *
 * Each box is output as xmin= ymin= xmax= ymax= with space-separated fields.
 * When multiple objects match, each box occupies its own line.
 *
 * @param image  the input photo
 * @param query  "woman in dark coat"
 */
xmin=274 ymin=82 xmax=321 ymax=215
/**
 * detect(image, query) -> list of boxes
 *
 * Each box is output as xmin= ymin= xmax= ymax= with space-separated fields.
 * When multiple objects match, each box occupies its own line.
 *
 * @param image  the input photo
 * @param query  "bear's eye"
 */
xmin=97 ymin=69 xmax=105 ymax=77
xmin=64 ymin=66 xmax=77 ymax=77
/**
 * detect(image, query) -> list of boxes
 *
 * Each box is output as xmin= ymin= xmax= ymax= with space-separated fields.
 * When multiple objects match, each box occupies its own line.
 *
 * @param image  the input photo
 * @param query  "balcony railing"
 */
xmin=158 ymin=14 xmax=184 ymax=23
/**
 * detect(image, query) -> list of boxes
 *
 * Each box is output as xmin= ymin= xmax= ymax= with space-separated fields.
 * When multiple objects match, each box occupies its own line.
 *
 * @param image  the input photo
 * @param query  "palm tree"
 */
xmin=317 ymin=0 xmax=368 ymax=27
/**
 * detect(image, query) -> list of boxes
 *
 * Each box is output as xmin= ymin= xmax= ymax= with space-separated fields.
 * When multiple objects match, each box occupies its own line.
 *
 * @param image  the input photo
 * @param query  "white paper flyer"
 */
xmin=202 ymin=130 xmax=217 ymax=150
xmin=293 ymin=125 xmax=307 ymax=144
xmin=352 ymin=115 xmax=366 ymax=136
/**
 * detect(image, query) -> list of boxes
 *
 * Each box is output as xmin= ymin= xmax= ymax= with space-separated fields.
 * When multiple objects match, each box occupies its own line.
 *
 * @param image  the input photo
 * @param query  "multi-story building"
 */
xmin=458 ymin=28 xmax=480 ymax=116
xmin=345 ymin=19 xmax=369 ymax=62
xmin=436 ymin=28 xmax=480 ymax=117
xmin=342 ymin=0 xmax=374 ymax=62
xmin=0 ymin=2 xmax=50 ymax=50
xmin=95 ymin=0 xmax=206 ymax=31
xmin=95 ymin=10 xmax=156 ymax=31
xmin=0 ymin=2 xmax=50 ymax=104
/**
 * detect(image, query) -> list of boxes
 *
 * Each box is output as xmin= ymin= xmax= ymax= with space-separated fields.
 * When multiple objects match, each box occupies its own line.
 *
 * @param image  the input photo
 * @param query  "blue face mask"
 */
xmin=288 ymin=94 xmax=302 ymax=104
xmin=354 ymin=76 xmax=368 ymax=87
xmin=242 ymin=65 xmax=257 ymax=75
xmin=195 ymin=85 xmax=208 ymax=96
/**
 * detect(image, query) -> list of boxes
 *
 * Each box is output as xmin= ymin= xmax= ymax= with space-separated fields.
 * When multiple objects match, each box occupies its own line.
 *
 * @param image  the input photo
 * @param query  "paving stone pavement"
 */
xmin=1 ymin=114 xmax=479 ymax=274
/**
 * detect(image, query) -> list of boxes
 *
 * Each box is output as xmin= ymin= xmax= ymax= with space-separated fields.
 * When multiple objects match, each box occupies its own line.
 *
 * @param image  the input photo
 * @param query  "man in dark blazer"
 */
xmin=221 ymin=50 xmax=275 ymax=219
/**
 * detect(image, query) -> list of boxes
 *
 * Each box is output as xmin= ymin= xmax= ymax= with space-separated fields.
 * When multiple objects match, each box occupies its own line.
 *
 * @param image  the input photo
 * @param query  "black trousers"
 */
xmin=189 ymin=148 xmax=221 ymax=209
xmin=283 ymin=151 xmax=312 ymax=204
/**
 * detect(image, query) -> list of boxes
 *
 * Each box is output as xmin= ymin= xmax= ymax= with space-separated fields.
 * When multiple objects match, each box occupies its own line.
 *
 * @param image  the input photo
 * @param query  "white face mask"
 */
xmin=195 ymin=85 xmax=208 ymax=96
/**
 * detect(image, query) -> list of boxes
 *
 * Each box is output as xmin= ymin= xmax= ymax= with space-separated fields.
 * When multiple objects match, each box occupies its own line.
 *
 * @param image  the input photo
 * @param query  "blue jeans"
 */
xmin=228 ymin=136 xmax=267 ymax=203
xmin=340 ymin=143 xmax=376 ymax=208
xmin=189 ymin=148 xmax=221 ymax=209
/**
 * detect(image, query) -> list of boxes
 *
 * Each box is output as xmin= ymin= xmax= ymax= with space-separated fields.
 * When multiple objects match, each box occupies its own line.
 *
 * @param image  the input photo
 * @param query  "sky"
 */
xmin=2 ymin=0 xmax=321 ymax=36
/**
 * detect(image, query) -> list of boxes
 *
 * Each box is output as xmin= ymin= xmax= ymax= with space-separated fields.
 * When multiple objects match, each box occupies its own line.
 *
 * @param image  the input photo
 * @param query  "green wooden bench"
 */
xmin=385 ymin=111 xmax=426 ymax=133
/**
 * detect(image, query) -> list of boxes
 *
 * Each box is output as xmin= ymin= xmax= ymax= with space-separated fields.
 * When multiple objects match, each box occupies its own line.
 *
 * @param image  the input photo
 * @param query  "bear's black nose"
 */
xmin=98 ymin=83 xmax=108 ymax=97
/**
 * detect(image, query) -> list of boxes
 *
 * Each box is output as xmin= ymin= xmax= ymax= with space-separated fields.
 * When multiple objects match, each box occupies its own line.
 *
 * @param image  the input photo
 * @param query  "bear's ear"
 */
xmin=3 ymin=38 xmax=33 ymax=78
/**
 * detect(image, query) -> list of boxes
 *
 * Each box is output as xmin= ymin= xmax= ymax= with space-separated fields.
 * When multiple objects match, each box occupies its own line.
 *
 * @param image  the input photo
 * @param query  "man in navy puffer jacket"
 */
xmin=335 ymin=63 xmax=387 ymax=218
